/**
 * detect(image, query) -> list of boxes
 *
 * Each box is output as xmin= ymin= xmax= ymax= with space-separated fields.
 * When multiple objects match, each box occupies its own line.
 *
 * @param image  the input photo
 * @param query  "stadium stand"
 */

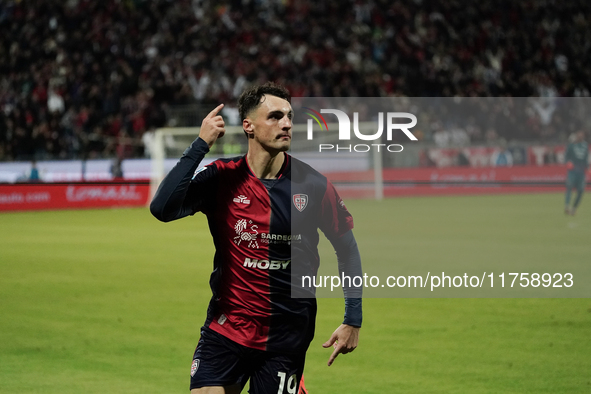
xmin=1 ymin=0 xmax=590 ymax=161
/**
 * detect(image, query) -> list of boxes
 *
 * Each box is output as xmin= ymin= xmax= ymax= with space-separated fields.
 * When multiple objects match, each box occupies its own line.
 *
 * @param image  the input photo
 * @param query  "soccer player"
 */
xmin=150 ymin=82 xmax=362 ymax=394
xmin=564 ymin=131 xmax=589 ymax=216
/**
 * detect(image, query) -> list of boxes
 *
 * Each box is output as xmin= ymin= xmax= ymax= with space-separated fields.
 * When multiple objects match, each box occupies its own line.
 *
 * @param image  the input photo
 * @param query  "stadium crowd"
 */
xmin=0 ymin=0 xmax=590 ymax=161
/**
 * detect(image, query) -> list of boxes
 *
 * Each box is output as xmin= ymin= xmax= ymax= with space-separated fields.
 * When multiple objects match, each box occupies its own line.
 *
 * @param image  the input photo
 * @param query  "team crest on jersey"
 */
xmin=293 ymin=194 xmax=308 ymax=212
xmin=190 ymin=359 xmax=200 ymax=377
xmin=233 ymin=219 xmax=259 ymax=249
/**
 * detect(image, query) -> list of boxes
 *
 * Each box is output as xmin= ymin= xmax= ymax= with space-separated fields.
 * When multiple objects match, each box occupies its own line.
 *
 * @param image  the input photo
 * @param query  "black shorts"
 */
xmin=190 ymin=327 xmax=306 ymax=394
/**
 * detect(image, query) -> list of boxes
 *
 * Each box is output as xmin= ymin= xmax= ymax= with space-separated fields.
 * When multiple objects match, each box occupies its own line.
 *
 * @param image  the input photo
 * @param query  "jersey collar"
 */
xmin=244 ymin=152 xmax=291 ymax=180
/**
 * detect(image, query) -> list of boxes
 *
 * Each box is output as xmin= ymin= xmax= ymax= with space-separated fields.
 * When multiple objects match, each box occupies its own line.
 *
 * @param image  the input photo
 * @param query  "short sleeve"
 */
xmin=319 ymin=180 xmax=354 ymax=239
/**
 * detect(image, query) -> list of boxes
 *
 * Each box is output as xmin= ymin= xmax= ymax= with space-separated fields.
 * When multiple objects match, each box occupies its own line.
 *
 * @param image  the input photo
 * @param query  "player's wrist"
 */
xmin=183 ymin=137 xmax=210 ymax=161
xmin=343 ymin=315 xmax=362 ymax=327
xmin=195 ymin=136 xmax=212 ymax=150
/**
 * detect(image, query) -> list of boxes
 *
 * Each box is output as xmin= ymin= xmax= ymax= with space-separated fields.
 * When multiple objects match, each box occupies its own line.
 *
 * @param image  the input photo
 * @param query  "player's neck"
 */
xmin=246 ymin=147 xmax=285 ymax=179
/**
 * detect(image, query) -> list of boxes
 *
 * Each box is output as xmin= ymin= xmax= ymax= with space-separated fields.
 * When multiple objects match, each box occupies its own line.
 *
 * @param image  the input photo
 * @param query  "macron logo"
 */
xmin=243 ymin=258 xmax=291 ymax=270
xmin=233 ymin=195 xmax=250 ymax=205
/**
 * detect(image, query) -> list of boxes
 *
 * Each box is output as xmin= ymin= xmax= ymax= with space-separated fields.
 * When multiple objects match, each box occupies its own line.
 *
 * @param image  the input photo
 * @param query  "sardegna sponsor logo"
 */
xmin=303 ymin=107 xmax=418 ymax=152
xmin=66 ymin=185 xmax=143 ymax=202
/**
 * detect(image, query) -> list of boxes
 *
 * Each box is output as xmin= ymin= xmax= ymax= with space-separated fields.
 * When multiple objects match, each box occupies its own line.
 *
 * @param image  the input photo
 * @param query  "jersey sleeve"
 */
xmin=150 ymin=137 xmax=218 ymax=222
xmin=318 ymin=181 xmax=362 ymax=327
xmin=319 ymin=180 xmax=354 ymax=240
xmin=330 ymin=230 xmax=363 ymax=327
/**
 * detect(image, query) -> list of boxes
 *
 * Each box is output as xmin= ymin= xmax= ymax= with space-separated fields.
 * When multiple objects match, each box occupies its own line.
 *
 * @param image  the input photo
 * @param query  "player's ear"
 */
xmin=243 ymin=118 xmax=254 ymax=139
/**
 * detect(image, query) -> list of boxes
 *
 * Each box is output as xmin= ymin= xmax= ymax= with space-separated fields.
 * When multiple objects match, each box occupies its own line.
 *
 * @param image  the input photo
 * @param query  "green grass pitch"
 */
xmin=1 ymin=193 xmax=590 ymax=393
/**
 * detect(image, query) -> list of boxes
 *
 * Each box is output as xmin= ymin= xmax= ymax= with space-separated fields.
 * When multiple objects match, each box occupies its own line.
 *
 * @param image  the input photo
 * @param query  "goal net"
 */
xmin=149 ymin=123 xmax=383 ymax=201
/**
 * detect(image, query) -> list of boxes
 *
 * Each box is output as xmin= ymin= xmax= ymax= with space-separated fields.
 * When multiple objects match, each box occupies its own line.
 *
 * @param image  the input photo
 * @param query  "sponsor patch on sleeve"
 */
xmin=192 ymin=165 xmax=209 ymax=179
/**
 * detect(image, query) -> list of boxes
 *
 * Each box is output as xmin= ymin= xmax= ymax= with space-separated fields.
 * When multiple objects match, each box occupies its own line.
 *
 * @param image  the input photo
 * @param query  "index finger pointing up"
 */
xmin=206 ymin=103 xmax=225 ymax=119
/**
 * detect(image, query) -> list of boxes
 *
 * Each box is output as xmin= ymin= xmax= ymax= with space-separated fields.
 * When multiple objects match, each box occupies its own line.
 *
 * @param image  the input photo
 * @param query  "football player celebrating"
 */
xmin=151 ymin=82 xmax=362 ymax=393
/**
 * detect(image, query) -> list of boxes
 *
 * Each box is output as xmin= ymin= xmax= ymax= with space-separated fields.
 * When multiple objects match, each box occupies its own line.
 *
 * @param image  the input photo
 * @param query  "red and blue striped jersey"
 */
xmin=151 ymin=138 xmax=354 ymax=353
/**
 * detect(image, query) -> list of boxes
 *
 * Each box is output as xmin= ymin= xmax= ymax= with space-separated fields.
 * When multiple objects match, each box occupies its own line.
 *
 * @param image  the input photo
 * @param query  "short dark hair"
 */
xmin=238 ymin=82 xmax=291 ymax=121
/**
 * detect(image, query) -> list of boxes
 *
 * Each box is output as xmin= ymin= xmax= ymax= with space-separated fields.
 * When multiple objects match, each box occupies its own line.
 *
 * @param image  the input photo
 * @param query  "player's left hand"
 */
xmin=322 ymin=324 xmax=359 ymax=366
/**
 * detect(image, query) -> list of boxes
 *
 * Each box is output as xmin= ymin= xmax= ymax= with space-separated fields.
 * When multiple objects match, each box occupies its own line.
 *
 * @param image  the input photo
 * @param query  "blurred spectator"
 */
xmin=110 ymin=156 xmax=123 ymax=180
xmin=29 ymin=160 xmax=40 ymax=181
xmin=490 ymin=140 xmax=514 ymax=167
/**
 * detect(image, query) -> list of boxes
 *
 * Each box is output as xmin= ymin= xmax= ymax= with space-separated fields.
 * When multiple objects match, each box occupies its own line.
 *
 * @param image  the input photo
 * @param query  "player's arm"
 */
xmin=318 ymin=181 xmax=361 ymax=365
xmin=150 ymin=104 xmax=225 ymax=222
xmin=323 ymin=230 xmax=362 ymax=366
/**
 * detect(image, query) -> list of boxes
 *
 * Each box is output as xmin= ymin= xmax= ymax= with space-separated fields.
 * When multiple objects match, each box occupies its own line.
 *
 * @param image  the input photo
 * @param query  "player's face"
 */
xmin=244 ymin=95 xmax=293 ymax=153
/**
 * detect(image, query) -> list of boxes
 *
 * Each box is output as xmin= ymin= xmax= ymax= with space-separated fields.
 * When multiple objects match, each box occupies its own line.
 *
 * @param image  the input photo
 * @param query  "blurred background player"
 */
xmin=564 ymin=131 xmax=589 ymax=215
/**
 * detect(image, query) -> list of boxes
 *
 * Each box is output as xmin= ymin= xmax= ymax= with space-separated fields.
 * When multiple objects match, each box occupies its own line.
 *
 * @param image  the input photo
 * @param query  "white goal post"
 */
xmin=150 ymin=123 xmax=383 ymax=201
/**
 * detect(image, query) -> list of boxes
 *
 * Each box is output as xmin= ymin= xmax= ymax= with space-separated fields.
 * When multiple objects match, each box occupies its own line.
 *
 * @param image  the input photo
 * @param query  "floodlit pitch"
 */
xmin=1 ymin=193 xmax=590 ymax=393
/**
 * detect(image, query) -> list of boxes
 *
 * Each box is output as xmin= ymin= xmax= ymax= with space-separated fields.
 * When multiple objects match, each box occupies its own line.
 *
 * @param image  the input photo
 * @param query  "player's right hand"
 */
xmin=566 ymin=161 xmax=574 ymax=170
xmin=199 ymin=104 xmax=225 ymax=148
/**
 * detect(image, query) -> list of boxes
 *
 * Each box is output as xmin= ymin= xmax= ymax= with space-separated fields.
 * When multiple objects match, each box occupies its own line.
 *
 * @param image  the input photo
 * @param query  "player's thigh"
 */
xmin=190 ymin=328 xmax=249 ymax=391
xmin=566 ymin=172 xmax=577 ymax=189
xmin=191 ymin=384 xmax=242 ymax=394
xmin=249 ymin=352 xmax=306 ymax=394
xmin=576 ymin=175 xmax=586 ymax=193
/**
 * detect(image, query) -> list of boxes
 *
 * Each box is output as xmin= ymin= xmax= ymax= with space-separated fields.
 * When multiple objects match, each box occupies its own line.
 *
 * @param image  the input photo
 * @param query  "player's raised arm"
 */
xmin=198 ymin=103 xmax=226 ymax=148
xmin=150 ymin=104 xmax=224 ymax=222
